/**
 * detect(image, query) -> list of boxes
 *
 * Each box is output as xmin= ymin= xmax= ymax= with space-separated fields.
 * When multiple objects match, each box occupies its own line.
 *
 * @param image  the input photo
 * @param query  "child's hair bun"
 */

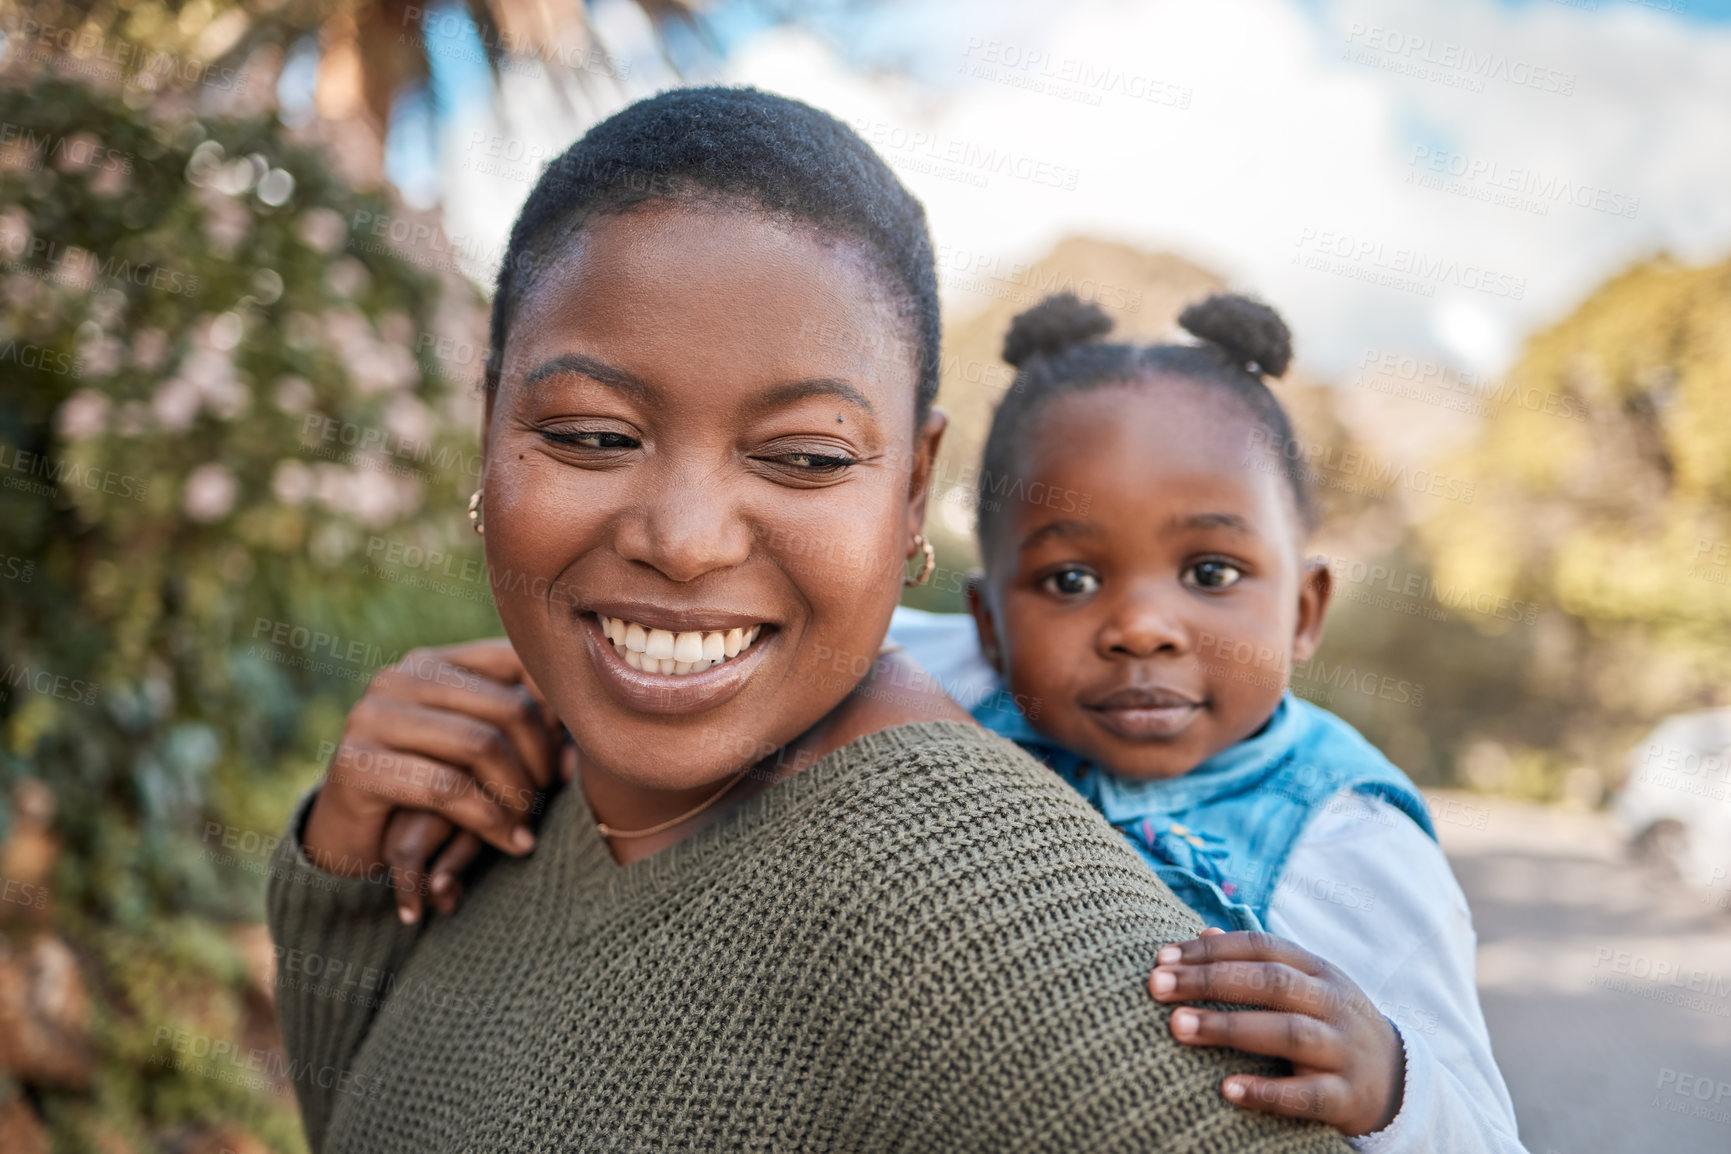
xmin=1177 ymin=294 xmax=1292 ymax=378
xmin=1002 ymin=293 xmax=1115 ymax=368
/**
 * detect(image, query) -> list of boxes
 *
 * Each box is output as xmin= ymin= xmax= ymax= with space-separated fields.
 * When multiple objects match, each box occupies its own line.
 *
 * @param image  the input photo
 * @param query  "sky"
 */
xmin=402 ymin=0 xmax=1731 ymax=381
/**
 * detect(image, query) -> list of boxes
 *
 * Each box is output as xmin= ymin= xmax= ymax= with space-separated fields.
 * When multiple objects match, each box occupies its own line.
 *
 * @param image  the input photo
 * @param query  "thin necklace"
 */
xmin=594 ymin=766 xmax=754 ymax=840
xmin=596 ymin=637 xmax=902 ymax=839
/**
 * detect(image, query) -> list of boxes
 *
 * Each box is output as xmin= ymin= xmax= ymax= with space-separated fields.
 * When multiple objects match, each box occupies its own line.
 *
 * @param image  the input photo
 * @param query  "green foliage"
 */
xmin=1415 ymin=256 xmax=1731 ymax=782
xmin=0 ymin=70 xmax=496 ymax=1148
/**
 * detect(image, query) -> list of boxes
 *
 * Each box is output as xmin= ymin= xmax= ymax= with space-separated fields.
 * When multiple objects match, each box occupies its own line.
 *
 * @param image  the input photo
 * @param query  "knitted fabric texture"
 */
xmin=268 ymin=720 xmax=1349 ymax=1153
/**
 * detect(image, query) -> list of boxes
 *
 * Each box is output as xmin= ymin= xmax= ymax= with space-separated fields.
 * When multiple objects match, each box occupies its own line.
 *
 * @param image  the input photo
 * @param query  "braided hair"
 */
xmin=486 ymin=87 xmax=941 ymax=423
xmin=978 ymin=292 xmax=1313 ymax=552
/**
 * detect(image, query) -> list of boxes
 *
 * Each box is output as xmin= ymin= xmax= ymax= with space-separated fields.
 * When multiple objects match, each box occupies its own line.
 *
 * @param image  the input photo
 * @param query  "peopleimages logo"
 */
xmin=1294 ymin=229 xmax=1526 ymax=301
xmin=1407 ymin=146 xmax=1640 ymax=219
xmin=1342 ymin=23 xmax=1576 ymax=96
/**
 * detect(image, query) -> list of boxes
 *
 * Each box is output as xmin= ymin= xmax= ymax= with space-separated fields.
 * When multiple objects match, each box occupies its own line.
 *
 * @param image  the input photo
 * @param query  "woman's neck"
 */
xmin=579 ymin=651 xmax=976 ymax=864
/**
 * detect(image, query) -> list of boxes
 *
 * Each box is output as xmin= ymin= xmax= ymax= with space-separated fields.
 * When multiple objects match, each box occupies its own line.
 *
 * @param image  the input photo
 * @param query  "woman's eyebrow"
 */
xmin=524 ymin=353 xmax=653 ymax=403
xmin=748 ymin=378 xmax=876 ymax=418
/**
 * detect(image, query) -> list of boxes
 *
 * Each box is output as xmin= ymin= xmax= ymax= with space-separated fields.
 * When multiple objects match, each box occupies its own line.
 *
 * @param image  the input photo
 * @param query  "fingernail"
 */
xmin=1157 ymin=945 xmax=1181 ymax=965
xmin=1171 ymin=1009 xmax=1198 ymax=1037
xmin=512 ymin=826 xmax=535 ymax=852
xmin=1224 ymin=1079 xmax=1245 ymax=1100
xmin=398 ymin=905 xmax=416 ymax=925
xmin=1152 ymin=970 xmax=1176 ymax=995
xmin=431 ymin=873 xmax=451 ymax=895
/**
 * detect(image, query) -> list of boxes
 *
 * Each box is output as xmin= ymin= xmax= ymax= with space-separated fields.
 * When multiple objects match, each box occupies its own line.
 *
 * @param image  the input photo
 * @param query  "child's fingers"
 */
xmin=381 ymin=809 xmax=451 ymax=925
xmin=428 ymin=830 xmax=484 ymax=914
xmin=371 ymin=678 xmax=555 ymax=796
xmin=1168 ymin=1007 xmax=1346 ymax=1068
xmin=1219 ymin=1072 xmax=1352 ymax=1127
xmin=1150 ymin=959 xmax=1336 ymax=1016
xmin=560 ymin=738 xmax=577 ymax=784
xmin=349 ymin=747 xmax=537 ymax=858
xmin=1155 ymin=929 xmax=1326 ymax=975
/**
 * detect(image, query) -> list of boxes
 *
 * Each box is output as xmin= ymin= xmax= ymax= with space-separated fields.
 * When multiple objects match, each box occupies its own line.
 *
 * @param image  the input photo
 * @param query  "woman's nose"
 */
xmin=614 ymin=470 xmax=753 ymax=583
xmin=1098 ymin=589 xmax=1191 ymax=658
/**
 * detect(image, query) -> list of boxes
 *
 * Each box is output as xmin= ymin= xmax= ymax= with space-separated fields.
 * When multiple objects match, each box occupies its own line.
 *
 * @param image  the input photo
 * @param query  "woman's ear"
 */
xmin=904 ymin=409 xmax=948 ymax=542
xmin=966 ymin=574 xmax=1005 ymax=676
xmin=1291 ymin=556 xmax=1333 ymax=664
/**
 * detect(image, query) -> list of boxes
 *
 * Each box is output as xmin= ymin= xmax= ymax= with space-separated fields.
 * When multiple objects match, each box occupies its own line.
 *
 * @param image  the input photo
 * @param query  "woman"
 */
xmin=268 ymin=87 xmax=1347 ymax=1153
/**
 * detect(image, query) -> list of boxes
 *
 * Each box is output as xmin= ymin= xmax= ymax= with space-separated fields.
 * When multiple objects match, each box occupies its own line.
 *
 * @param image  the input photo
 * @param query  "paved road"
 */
xmin=1432 ymin=792 xmax=1731 ymax=1153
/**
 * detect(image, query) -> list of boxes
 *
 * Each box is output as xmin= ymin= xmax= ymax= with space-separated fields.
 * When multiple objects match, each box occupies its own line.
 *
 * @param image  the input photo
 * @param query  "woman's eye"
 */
xmin=544 ymin=430 xmax=638 ymax=451
xmin=765 ymin=452 xmax=858 ymax=473
xmin=1186 ymin=560 xmax=1244 ymax=590
xmin=1040 ymin=567 xmax=1100 ymax=597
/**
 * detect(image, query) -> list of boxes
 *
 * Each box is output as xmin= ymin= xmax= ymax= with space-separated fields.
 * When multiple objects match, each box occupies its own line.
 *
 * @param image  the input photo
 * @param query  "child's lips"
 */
xmin=1083 ymin=686 xmax=1204 ymax=741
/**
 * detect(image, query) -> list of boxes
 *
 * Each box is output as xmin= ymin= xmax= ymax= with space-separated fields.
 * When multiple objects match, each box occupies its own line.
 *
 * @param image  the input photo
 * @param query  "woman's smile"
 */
xmin=580 ymin=608 xmax=778 ymax=715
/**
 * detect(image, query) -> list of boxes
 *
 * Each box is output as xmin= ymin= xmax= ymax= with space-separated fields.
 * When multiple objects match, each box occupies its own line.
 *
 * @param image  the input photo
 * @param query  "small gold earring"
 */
xmin=904 ymin=533 xmax=935 ymax=587
xmin=468 ymin=489 xmax=484 ymax=536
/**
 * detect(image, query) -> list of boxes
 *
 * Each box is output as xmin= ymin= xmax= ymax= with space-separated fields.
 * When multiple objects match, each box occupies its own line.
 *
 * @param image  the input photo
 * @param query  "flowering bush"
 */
xmin=0 ymin=70 xmax=495 ymax=1150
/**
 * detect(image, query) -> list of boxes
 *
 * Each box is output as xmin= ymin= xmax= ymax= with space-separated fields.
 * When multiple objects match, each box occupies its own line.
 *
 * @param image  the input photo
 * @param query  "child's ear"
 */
xmin=1291 ymin=556 xmax=1333 ymax=664
xmin=966 ymin=573 xmax=1005 ymax=676
xmin=904 ymin=408 xmax=948 ymax=540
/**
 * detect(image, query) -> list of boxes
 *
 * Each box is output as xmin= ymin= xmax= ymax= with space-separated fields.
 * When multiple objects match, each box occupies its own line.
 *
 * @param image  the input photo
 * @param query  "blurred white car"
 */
xmin=1615 ymin=707 xmax=1731 ymax=899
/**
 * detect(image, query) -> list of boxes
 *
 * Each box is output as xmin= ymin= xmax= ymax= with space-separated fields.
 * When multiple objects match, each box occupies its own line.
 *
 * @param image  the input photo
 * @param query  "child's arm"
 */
xmin=1154 ymin=792 xmax=1528 ymax=1153
xmin=1150 ymin=928 xmax=1405 ymax=1136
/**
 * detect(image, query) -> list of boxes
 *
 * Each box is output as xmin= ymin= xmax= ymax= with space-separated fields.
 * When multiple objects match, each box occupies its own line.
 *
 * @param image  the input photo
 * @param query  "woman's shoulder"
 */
xmin=808 ymin=719 xmax=1205 ymax=936
xmin=826 ymin=717 xmax=1092 ymax=821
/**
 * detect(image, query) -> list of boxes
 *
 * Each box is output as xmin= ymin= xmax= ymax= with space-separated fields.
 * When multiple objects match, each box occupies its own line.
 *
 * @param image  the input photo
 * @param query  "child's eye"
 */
xmin=1185 ymin=560 xmax=1244 ymax=590
xmin=543 ymin=430 xmax=639 ymax=451
xmin=1040 ymin=567 xmax=1100 ymax=597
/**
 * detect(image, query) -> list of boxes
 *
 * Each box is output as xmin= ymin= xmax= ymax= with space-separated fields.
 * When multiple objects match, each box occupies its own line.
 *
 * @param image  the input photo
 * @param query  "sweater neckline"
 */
xmin=545 ymin=720 xmax=985 ymax=936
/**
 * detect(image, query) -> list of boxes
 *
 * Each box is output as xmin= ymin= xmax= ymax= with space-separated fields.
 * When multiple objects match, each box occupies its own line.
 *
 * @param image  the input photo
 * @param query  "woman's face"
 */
xmin=484 ymin=201 xmax=939 ymax=790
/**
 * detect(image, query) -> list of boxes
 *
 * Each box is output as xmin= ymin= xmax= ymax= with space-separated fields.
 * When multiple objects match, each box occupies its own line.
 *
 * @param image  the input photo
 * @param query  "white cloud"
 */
xmin=438 ymin=0 xmax=1731 ymax=378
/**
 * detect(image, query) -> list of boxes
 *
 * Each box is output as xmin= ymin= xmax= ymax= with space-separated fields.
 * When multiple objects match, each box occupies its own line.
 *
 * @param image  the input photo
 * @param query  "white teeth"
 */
xmin=599 ymin=615 xmax=767 ymax=677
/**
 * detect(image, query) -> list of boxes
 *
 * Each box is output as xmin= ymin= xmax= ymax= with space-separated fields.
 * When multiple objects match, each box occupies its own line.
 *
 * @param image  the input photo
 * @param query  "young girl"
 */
xmin=890 ymin=292 xmax=1527 ymax=1151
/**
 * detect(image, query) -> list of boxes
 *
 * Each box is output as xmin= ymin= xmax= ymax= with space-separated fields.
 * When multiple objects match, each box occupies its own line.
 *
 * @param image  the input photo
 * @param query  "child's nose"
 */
xmin=1098 ymin=592 xmax=1190 ymax=658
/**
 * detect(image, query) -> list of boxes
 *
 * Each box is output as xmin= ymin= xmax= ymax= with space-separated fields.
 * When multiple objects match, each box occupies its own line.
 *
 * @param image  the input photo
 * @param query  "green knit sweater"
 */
xmin=268 ymin=721 xmax=1348 ymax=1153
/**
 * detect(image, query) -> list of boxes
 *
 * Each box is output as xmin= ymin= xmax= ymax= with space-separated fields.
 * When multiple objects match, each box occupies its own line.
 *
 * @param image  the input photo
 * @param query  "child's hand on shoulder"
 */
xmin=1148 ymin=927 xmax=1405 ymax=1138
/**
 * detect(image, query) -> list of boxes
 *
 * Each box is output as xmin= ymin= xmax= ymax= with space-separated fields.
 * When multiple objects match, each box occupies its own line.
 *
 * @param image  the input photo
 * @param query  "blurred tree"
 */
xmin=1420 ymin=255 xmax=1731 ymax=786
xmin=0 ymin=68 xmax=498 ymax=1150
xmin=14 ymin=0 xmax=709 ymax=175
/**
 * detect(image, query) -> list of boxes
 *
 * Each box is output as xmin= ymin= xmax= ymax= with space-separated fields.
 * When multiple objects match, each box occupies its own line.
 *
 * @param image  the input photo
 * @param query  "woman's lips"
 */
xmin=1083 ymin=686 xmax=1204 ymax=741
xmin=582 ymin=613 xmax=775 ymax=715
xmin=598 ymin=614 xmax=763 ymax=676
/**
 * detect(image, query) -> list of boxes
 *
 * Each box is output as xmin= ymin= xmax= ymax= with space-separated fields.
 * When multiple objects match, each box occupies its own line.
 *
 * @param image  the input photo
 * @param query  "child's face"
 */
xmin=484 ymin=201 xmax=943 ymax=792
xmin=971 ymin=380 xmax=1331 ymax=780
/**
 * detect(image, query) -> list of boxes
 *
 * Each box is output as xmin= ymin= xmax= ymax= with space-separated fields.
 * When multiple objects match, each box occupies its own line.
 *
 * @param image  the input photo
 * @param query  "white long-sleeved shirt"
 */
xmin=888 ymin=607 xmax=1527 ymax=1153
